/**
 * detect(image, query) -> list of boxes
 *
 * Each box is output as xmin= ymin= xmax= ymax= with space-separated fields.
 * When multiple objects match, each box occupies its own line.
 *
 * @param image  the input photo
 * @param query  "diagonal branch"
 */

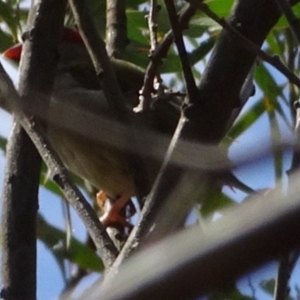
xmin=84 ymin=171 xmax=300 ymax=300
xmin=138 ymin=3 xmax=197 ymax=110
xmin=164 ymin=0 xmax=197 ymax=101
xmin=0 ymin=63 xmax=118 ymax=269
xmin=182 ymin=0 xmax=288 ymax=144
xmin=107 ymin=0 xmax=291 ymax=274
xmin=187 ymin=0 xmax=300 ymax=88
xmin=68 ymin=0 xmax=129 ymax=122
xmin=68 ymin=0 xmax=150 ymax=202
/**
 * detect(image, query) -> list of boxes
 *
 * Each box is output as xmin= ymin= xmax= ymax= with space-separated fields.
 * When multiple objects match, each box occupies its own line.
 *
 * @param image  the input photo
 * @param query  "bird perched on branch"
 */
xmin=3 ymin=27 xmax=180 ymax=229
xmin=3 ymin=28 xmax=256 ymax=231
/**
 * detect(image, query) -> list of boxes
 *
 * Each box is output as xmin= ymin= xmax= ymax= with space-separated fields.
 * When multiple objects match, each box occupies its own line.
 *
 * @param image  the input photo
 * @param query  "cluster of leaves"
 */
xmin=0 ymin=0 xmax=26 ymax=51
xmin=1 ymin=0 xmax=300 ymax=299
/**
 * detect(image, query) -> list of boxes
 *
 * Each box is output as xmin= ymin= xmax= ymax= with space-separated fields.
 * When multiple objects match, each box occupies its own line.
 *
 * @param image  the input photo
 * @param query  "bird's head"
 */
xmin=3 ymin=27 xmax=85 ymax=63
xmin=3 ymin=27 xmax=145 ymax=93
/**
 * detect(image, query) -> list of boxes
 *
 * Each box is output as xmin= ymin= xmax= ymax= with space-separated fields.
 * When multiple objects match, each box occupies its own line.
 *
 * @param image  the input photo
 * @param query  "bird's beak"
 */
xmin=2 ymin=43 xmax=22 ymax=61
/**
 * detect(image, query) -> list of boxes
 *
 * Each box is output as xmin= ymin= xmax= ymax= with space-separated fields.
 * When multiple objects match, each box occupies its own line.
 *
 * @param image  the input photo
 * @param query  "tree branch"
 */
xmin=147 ymin=0 xmax=159 ymax=55
xmin=84 ymin=172 xmax=300 ymax=300
xmin=0 ymin=61 xmax=118 ymax=269
xmin=164 ymin=0 xmax=197 ymax=100
xmin=183 ymin=0 xmax=286 ymax=143
xmin=68 ymin=0 xmax=128 ymax=122
xmin=106 ymin=0 xmax=128 ymax=57
xmin=138 ymin=3 xmax=197 ymax=111
xmin=187 ymin=0 xmax=300 ymax=91
xmin=107 ymin=0 xmax=290 ymax=273
xmin=68 ymin=0 xmax=150 ymax=203
xmin=1 ymin=1 xmax=66 ymax=299
xmin=276 ymin=0 xmax=300 ymax=44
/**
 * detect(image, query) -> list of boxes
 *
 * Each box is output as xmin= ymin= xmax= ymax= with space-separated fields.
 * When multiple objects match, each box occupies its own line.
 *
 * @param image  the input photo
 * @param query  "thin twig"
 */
xmin=0 ymin=62 xmax=119 ymax=268
xmin=164 ymin=0 xmax=197 ymax=101
xmin=68 ymin=0 xmax=129 ymax=122
xmin=274 ymin=256 xmax=291 ymax=300
xmin=148 ymin=0 xmax=159 ymax=54
xmin=247 ymin=276 xmax=257 ymax=300
xmin=138 ymin=3 xmax=197 ymax=110
xmin=187 ymin=0 xmax=300 ymax=88
xmin=60 ymin=268 xmax=88 ymax=299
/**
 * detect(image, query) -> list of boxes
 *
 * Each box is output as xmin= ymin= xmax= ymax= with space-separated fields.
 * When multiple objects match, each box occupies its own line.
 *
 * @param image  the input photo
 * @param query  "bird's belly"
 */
xmin=47 ymin=127 xmax=135 ymax=199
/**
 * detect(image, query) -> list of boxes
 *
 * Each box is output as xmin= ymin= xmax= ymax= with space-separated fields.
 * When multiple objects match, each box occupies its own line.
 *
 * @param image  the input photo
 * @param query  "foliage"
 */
xmin=1 ymin=0 xmax=300 ymax=299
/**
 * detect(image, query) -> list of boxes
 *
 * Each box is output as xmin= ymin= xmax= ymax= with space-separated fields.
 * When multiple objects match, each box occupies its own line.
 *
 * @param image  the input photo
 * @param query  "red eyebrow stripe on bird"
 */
xmin=61 ymin=28 xmax=83 ymax=44
xmin=3 ymin=43 xmax=22 ymax=61
xmin=3 ymin=28 xmax=83 ymax=61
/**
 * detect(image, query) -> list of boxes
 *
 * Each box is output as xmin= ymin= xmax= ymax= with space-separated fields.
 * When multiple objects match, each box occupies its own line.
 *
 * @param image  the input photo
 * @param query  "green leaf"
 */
xmin=0 ymin=1 xmax=18 ymax=38
xmin=226 ymin=99 xmax=266 ymax=144
xmin=259 ymin=278 xmax=275 ymax=296
xmin=83 ymin=0 xmax=106 ymax=35
xmin=187 ymin=1 xmax=234 ymax=32
xmin=208 ymin=285 xmax=254 ymax=300
xmin=37 ymin=214 xmax=104 ymax=272
xmin=156 ymin=0 xmax=176 ymax=34
xmin=160 ymin=52 xmax=182 ymax=73
xmin=184 ymin=12 xmax=214 ymax=37
xmin=158 ymin=37 xmax=215 ymax=74
xmin=255 ymin=63 xmax=284 ymax=102
xmin=0 ymin=135 xmax=7 ymax=152
xmin=127 ymin=10 xmax=149 ymax=45
xmin=200 ymin=188 xmax=235 ymax=217
xmin=189 ymin=36 xmax=215 ymax=65
xmin=127 ymin=0 xmax=148 ymax=9
xmin=206 ymin=0 xmax=235 ymax=17
xmin=275 ymin=2 xmax=300 ymax=29
xmin=184 ymin=22 xmax=207 ymax=38
xmin=260 ymin=278 xmax=293 ymax=300
xmin=254 ymin=62 xmax=290 ymax=128
xmin=254 ymin=63 xmax=289 ymax=181
xmin=0 ymin=30 xmax=14 ymax=52
xmin=266 ymin=31 xmax=285 ymax=57
xmin=40 ymin=172 xmax=63 ymax=196
xmin=122 ymin=41 xmax=150 ymax=69
xmin=191 ymin=15 xmax=221 ymax=32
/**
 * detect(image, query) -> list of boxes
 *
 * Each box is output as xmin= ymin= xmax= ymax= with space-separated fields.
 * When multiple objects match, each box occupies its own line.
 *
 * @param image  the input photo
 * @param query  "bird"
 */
xmin=3 ymin=27 xmax=257 ymax=230
xmin=3 ymin=27 xmax=180 ymax=229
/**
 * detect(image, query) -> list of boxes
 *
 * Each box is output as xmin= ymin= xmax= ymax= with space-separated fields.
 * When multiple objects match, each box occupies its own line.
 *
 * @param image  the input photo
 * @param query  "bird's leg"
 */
xmin=97 ymin=191 xmax=133 ymax=229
